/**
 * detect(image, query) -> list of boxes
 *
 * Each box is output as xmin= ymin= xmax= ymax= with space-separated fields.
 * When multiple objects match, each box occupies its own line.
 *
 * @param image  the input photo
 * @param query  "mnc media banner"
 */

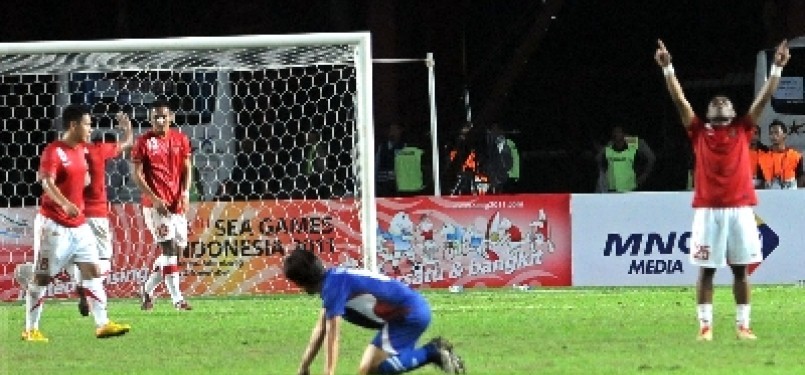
xmin=376 ymin=194 xmax=572 ymax=288
xmin=571 ymin=191 xmax=803 ymax=286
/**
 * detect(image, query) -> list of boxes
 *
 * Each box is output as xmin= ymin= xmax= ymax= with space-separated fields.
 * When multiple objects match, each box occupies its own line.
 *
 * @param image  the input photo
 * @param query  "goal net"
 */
xmin=0 ymin=33 xmax=377 ymax=300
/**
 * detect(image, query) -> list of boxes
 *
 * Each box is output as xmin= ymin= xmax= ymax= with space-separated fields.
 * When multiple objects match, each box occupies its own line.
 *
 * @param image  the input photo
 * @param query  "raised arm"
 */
xmin=115 ymin=112 xmax=134 ymax=152
xmin=748 ymin=40 xmax=790 ymax=124
xmin=655 ymin=39 xmax=694 ymax=129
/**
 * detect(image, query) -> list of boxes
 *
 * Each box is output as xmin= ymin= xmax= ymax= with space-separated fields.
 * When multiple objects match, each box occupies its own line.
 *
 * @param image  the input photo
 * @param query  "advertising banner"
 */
xmin=1 ymin=200 xmax=363 ymax=301
xmin=2 ymin=193 xmax=572 ymax=300
xmin=375 ymin=194 xmax=572 ymax=288
xmin=571 ymin=191 xmax=803 ymax=286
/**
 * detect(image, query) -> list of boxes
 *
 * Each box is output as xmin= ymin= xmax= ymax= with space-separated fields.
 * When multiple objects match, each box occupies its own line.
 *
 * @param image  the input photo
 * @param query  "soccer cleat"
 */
xmin=697 ymin=326 xmax=713 ymax=341
xmin=174 ymin=300 xmax=193 ymax=311
xmin=429 ymin=337 xmax=465 ymax=374
xmin=736 ymin=326 xmax=757 ymax=340
xmin=21 ymin=329 xmax=49 ymax=343
xmin=95 ymin=321 xmax=130 ymax=339
xmin=76 ymin=286 xmax=89 ymax=317
xmin=140 ymin=286 xmax=153 ymax=311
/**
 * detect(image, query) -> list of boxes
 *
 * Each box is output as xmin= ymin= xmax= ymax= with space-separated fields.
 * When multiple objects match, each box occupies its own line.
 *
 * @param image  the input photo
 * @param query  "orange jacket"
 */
xmin=757 ymin=148 xmax=802 ymax=183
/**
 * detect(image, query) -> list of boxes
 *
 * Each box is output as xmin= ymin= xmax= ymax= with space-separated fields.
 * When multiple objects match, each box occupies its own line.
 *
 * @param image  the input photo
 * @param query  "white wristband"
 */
xmin=770 ymin=64 xmax=783 ymax=78
xmin=662 ymin=64 xmax=675 ymax=77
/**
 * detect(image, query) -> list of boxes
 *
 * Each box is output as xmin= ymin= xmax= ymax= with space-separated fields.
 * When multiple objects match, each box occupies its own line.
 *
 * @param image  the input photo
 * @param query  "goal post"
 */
xmin=0 ymin=32 xmax=379 ymax=300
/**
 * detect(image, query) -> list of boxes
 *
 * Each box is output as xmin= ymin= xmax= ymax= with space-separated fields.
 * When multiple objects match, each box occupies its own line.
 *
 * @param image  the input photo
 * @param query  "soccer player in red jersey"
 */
xmin=73 ymin=112 xmax=133 ymax=316
xmin=23 ymin=104 xmax=130 ymax=342
xmin=656 ymin=39 xmax=790 ymax=341
xmin=132 ymin=100 xmax=193 ymax=311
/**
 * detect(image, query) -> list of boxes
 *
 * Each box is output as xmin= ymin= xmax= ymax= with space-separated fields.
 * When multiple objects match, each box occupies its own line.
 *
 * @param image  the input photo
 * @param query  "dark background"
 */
xmin=1 ymin=0 xmax=803 ymax=194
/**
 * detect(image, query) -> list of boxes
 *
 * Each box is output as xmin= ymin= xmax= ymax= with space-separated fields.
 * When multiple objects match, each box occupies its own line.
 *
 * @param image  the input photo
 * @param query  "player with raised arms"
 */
xmin=283 ymin=248 xmax=465 ymax=375
xmin=655 ymin=39 xmax=790 ymax=341
xmin=73 ymin=112 xmax=133 ymax=316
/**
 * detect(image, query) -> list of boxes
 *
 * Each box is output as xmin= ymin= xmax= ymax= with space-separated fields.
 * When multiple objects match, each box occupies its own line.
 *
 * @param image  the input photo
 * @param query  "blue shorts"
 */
xmin=371 ymin=303 xmax=431 ymax=355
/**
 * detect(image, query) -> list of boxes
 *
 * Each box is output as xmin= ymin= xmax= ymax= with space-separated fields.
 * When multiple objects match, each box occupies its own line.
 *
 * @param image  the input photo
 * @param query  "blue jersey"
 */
xmin=321 ymin=267 xmax=428 ymax=329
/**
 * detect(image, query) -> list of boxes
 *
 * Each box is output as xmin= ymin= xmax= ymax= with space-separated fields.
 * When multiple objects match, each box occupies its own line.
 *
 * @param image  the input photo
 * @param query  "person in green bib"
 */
xmin=596 ymin=126 xmax=655 ymax=193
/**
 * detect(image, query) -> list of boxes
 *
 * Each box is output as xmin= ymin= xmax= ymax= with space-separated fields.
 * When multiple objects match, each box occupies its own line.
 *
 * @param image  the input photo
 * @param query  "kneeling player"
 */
xmin=283 ymin=248 xmax=465 ymax=374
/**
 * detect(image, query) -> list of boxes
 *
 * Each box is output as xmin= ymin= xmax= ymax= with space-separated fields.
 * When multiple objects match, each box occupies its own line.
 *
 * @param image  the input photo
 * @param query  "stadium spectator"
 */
xmin=22 ymin=104 xmax=130 ymax=342
xmin=376 ymin=123 xmax=406 ymax=197
xmin=595 ymin=126 xmax=655 ymax=193
xmin=283 ymin=248 xmax=466 ymax=375
xmin=480 ymin=123 xmax=513 ymax=194
xmin=748 ymin=124 xmax=769 ymax=188
xmin=757 ymin=120 xmax=803 ymax=189
xmin=656 ymin=38 xmax=790 ymax=341
xmin=132 ymin=100 xmax=193 ymax=311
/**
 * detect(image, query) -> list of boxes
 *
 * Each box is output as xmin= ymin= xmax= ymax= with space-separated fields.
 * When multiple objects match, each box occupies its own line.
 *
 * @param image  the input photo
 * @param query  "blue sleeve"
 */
xmin=321 ymin=273 xmax=347 ymax=319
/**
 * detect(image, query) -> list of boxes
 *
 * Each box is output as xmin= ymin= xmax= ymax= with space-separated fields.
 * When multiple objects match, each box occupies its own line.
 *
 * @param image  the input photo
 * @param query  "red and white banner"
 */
xmin=375 ymin=194 xmax=572 ymax=288
xmin=1 ymin=194 xmax=572 ymax=301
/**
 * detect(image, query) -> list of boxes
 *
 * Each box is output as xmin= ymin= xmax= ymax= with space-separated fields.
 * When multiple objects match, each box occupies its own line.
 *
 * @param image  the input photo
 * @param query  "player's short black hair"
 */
xmin=283 ymin=248 xmax=325 ymax=294
xmin=61 ymin=104 xmax=90 ymax=129
xmin=151 ymin=98 xmax=172 ymax=111
xmin=769 ymin=119 xmax=787 ymax=133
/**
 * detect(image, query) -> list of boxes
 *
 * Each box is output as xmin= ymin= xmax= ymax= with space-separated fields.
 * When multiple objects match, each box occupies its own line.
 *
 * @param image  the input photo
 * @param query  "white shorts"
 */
xmin=142 ymin=207 xmax=188 ymax=247
xmin=33 ymin=214 xmax=97 ymax=276
xmin=87 ymin=217 xmax=113 ymax=259
xmin=690 ymin=207 xmax=762 ymax=268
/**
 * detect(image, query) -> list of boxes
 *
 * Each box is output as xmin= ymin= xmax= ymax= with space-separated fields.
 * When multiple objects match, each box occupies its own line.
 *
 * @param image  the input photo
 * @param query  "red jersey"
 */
xmin=688 ymin=116 xmax=757 ymax=208
xmin=38 ymin=141 xmax=89 ymax=227
xmin=131 ymin=129 xmax=191 ymax=213
xmin=84 ymin=142 xmax=121 ymax=218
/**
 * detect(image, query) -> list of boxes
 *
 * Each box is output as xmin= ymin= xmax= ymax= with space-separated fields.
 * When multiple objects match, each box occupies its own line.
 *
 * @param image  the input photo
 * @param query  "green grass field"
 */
xmin=2 ymin=286 xmax=804 ymax=375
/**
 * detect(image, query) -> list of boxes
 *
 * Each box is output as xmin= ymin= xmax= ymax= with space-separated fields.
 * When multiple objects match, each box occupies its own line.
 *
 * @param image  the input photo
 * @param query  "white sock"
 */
xmin=736 ymin=304 xmax=751 ymax=329
xmin=144 ymin=256 xmax=166 ymax=296
xmin=98 ymin=259 xmax=111 ymax=284
xmin=164 ymin=256 xmax=184 ymax=304
xmin=70 ymin=264 xmax=82 ymax=284
xmin=25 ymin=285 xmax=46 ymax=331
xmin=83 ymin=278 xmax=109 ymax=327
xmin=697 ymin=304 xmax=713 ymax=328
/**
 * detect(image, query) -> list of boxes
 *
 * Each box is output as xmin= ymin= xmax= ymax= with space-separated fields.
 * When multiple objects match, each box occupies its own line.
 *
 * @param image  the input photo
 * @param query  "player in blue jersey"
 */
xmin=283 ymin=248 xmax=465 ymax=375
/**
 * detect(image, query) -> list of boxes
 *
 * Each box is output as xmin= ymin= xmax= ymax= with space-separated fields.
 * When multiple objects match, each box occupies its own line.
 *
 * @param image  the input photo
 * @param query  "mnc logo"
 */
xmin=603 ymin=232 xmax=690 ymax=275
xmin=603 ymin=232 xmax=691 ymax=256
xmin=602 ymin=213 xmax=779 ymax=275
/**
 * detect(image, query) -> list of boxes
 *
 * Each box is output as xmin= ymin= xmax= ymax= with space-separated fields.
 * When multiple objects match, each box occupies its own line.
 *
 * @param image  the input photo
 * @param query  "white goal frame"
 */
xmin=0 ymin=32 xmax=379 ymax=275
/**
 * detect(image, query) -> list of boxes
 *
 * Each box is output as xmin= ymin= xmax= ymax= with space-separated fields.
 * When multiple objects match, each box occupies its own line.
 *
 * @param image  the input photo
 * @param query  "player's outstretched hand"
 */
xmin=115 ymin=112 xmax=132 ymax=130
xmin=655 ymin=39 xmax=671 ymax=67
xmin=774 ymin=40 xmax=790 ymax=67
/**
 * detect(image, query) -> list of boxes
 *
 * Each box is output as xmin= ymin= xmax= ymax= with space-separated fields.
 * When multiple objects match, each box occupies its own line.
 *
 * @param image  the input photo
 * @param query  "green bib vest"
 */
xmin=605 ymin=142 xmax=638 ymax=193
xmin=394 ymin=147 xmax=425 ymax=192
xmin=507 ymin=139 xmax=519 ymax=180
